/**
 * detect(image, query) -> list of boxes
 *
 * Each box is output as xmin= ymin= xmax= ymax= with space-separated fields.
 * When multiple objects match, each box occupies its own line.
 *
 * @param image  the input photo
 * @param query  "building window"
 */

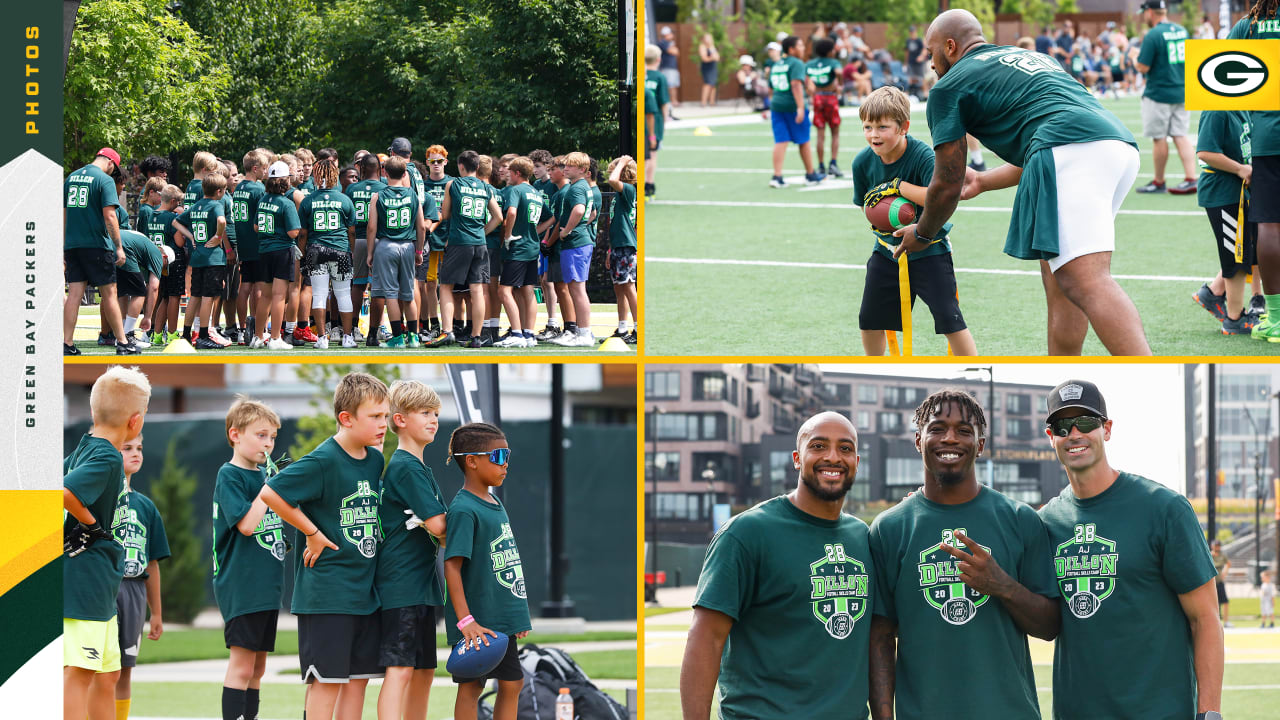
xmin=1006 ymin=418 xmax=1033 ymax=440
xmin=824 ymin=383 xmax=853 ymax=404
xmin=645 ymin=452 xmax=681 ymax=481
xmin=693 ymin=453 xmax=736 ymax=485
xmin=1007 ymin=394 xmax=1031 ymax=415
xmin=858 ymin=385 xmax=879 ymax=403
xmin=650 ymin=412 xmax=729 ymax=441
xmin=857 ymin=411 xmax=871 ymax=430
xmin=877 ymin=411 xmax=903 ymax=434
xmin=646 ymin=371 xmax=680 ymax=399
xmin=692 ymin=372 xmax=728 ymax=402
xmin=652 ymin=492 xmax=707 ymax=520
xmin=885 ymin=457 xmax=919 ymax=486
xmin=769 ymin=451 xmax=793 ymax=492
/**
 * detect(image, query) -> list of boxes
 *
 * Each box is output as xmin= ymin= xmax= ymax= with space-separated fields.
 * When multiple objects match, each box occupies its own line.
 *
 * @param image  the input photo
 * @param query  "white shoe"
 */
xmin=266 ymin=337 xmax=293 ymax=350
xmin=248 ymin=335 xmax=263 ymax=349
xmin=328 ymin=325 xmax=342 ymax=341
xmin=127 ymin=332 xmax=151 ymax=349
xmin=495 ymin=335 xmax=525 ymax=348
xmin=525 ymin=335 xmax=537 ymax=347
xmin=342 ymin=334 xmax=357 ymax=349
xmin=314 ymin=336 xmax=329 ymax=349
xmin=209 ymin=327 xmax=232 ymax=346
xmin=377 ymin=325 xmax=392 ymax=341
xmin=549 ymin=331 xmax=576 ymax=346
xmin=352 ymin=326 xmax=365 ymax=343
xmin=574 ymin=331 xmax=596 ymax=347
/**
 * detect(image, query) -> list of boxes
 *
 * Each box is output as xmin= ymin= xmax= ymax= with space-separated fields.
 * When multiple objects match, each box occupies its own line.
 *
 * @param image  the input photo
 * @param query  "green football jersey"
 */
xmin=504 ymin=183 xmax=544 ymax=262
xmin=694 ymin=496 xmax=873 ymax=720
xmin=447 ymin=176 xmax=493 ymax=247
xmin=1196 ymin=111 xmax=1251 ymax=209
xmin=64 ymin=164 xmax=120 ymax=251
xmin=120 ymin=229 xmax=163 ymax=280
xmin=266 ymin=437 xmax=384 ymax=616
xmin=405 ymin=161 xmax=426 ymax=207
xmin=300 ymin=176 xmax=316 ymax=192
xmin=423 ymin=175 xmax=453 ymax=251
xmin=645 ymin=69 xmax=670 ymax=141
xmin=443 ymin=489 xmax=532 ymax=644
xmin=607 ymin=182 xmax=637 ymax=249
xmin=805 ymin=56 xmax=844 ymax=90
xmin=222 ymin=194 xmax=236 ymax=244
xmin=255 ymin=192 xmax=302 ymax=254
xmin=176 ymin=198 xmax=227 ymax=268
xmin=116 ymin=204 xmax=131 ymax=232
xmin=213 ymin=463 xmax=288 ymax=622
xmin=1038 ymin=473 xmax=1217 ymax=720
xmin=114 ymin=488 xmax=169 ymax=579
xmin=1137 ymin=21 xmax=1187 ymax=105
xmin=183 ymin=178 xmax=202 ymax=207
xmin=1229 ymin=17 xmax=1280 ymax=157
xmin=136 ymin=204 xmax=155 ymax=241
xmin=232 ymin=180 xmax=266 ymax=262
xmin=375 ymin=185 xmax=420 ymax=243
xmin=769 ymin=56 xmax=807 ymax=113
xmin=560 ymin=179 xmax=596 ymax=250
xmin=148 ymin=210 xmax=181 ymax=253
xmin=851 ymin=135 xmax=953 ymax=261
xmin=926 ymin=45 xmax=1135 ymax=168
xmin=868 ymin=486 xmax=1056 ymax=720
xmin=63 ymin=434 xmax=128 ymax=621
xmin=344 ymin=179 xmax=387 ymax=238
xmin=375 ymin=449 xmax=449 ymax=610
xmin=300 ymin=188 xmax=356 ymax=251
xmin=486 ymin=184 xmax=507 ymax=253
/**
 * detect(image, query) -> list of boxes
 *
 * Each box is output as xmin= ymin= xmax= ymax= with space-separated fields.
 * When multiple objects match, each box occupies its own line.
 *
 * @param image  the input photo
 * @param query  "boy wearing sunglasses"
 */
xmin=1038 ymin=379 xmax=1223 ymax=720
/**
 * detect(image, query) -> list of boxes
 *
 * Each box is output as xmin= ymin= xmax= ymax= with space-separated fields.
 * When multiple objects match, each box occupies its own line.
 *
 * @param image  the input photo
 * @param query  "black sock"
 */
xmin=183 ymin=326 xmax=192 ymax=341
xmin=222 ymin=687 xmax=246 ymax=720
xmin=565 ymin=321 xmax=578 ymax=333
xmin=407 ymin=319 xmax=419 ymax=334
xmin=390 ymin=320 xmax=404 ymax=336
xmin=428 ymin=317 xmax=440 ymax=331
xmin=245 ymin=687 xmax=260 ymax=720
xmin=199 ymin=327 xmax=211 ymax=340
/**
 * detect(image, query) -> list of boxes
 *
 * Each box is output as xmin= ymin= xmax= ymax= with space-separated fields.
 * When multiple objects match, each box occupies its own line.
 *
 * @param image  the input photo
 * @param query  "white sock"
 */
xmin=123 ymin=316 xmax=138 ymax=334
xmin=285 ymin=321 xmax=296 ymax=333
xmin=970 ymin=150 xmax=984 ymax=165
xmin=618 ymin=320 xmax=628 ymax=332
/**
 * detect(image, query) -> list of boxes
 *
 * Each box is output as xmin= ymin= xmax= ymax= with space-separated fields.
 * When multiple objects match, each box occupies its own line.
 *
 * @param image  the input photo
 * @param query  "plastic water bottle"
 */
xmin=555 ymin=687 xmax=573 ymax=720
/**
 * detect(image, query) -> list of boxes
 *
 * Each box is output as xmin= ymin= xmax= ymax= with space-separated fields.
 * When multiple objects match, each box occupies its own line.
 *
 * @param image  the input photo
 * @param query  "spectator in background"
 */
xmin=699 ymin=33 xmax=721 ymax=107
xmin=849 ymin=24 xmax=870 ymax=56
xmin=1057 ymin=19 xmax=1077 ymax=60
xmin=808 ymin=21 xmax=829 ymax=49
xmin=843 ymin=53 xmax=872 ymax=104
xmin=905 ymin=25 xmax=927 ymax=99
xmin=737 ymin=55 xmax=768 ymax=113
xmin=832 ymin=22 xmax=852 ymax=61
xmin=1211 ymin=540 xmax=1232 ymax=627
xmin=1036 ymin=25 xmax=1055 ymax=56
xmin=658 ymin=26 xmax=681 ymax=112
xmin=1016 ymin=36 xmax=1036 ymax=50
xmin=1197 ymin=13 xmax=1216 ymax=39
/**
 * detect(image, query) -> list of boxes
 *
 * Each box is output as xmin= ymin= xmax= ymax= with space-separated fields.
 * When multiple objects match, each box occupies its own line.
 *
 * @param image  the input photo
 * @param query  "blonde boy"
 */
xmin=173 ymin=173 xmax=231 ymax=349
xmin=605 ymin=155 xmax=638 ymax=342
xmin=552 ymin=151 xmax=597 ymax=346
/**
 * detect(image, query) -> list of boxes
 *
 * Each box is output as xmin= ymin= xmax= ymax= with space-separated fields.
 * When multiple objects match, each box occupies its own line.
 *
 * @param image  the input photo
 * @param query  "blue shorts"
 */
xmin=772 ymin=107 xmax=811 ymax=145
xmin=560 ymin=244 xmax=593 ymax=283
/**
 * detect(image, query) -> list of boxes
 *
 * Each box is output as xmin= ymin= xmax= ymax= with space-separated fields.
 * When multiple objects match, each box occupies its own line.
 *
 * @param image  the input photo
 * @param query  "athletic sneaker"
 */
xmin=1252 ymin=318 xmax=1280 ymax=342
xmin=465 ymin=336 xmax=485 ymax=349
xmin=1135 ymin=180 xmax=1166 ymax=193
xmin=1252 ymin=294 xmax=1267 ymax=316
xmin=248 ymin=335 xmax=264 ymax=349
xmin=804 ymin=171 xmax=826 ymax=185
xmin=1222 ymin=313 xmax=1258 ymax=334
xmin=549 ymin=331 xmax=577 ymax=346
xmin=472 ymin=334 xmax=494 ymax=348
xmin=378 ymin=325 xmax=392 ymax=342
xmin=967 ymin=160 xmax=987 ymax=172
xmin=769 ymin=176 xmax=786 ymax=188
xmin=384 ymin=334 xmax=407 ymax=348
xmin=425 ymin=332 xmax=455 ymax=348
xmin=115 ymin=340 xmax=142 ymax=355
xmin=408 ymin=333 xmax=422 ymax=349
xmin=624 ymin=331 xmax=637 ymax=345
xmin=525 ymin=335 xmax=538 ymax=347
xmin=126 ymin=331 xmax=151 ymax=349
xmin=495 ymin=334 xmax=526 ymax=348
xmin=194 ymin=337 xmax=223 ymax=350
xmin=64 ymin=343 xmax=81 ymax=356
xmin=328 ymin=325 xmax=342 ymax=341
xmin=98 ymin=332 xmax=116 ymax=346
xmin=315 ymin=336 xmax=329 ymax=349
xmin=827 ymin=160 xmax=844 ymax=178
xmin=1168 ymin=179 xmax=1198 ymax=195
xmin=342 ymin=333 xmax=357 ymax=349
xmin=294 ymin=325 xmax=319 ymax=343
xmin=609 ymin=328 xmax=628 ymax=339
xmin=352 ymin=326 xmax=365 ymax=343
xmin=266 ymin=337 xmax=294 ymax=351
xmin=209 ymin=327 xmax=233 ymax=347
xmin=574 ymin=331 xmax=597 ymax=347
xmin=536 ymin=325 xmax=563 ymax=341
xmin=1193 ymin=283 xmax=1227 ymax=321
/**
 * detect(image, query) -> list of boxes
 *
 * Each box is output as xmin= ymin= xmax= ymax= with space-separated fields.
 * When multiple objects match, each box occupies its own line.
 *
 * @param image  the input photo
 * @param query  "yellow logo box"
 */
xmin=1185 ymin=39 xmax=1280 ymax=110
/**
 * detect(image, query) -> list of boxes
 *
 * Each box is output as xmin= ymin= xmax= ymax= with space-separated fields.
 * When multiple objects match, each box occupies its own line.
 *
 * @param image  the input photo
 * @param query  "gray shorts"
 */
xmin=371 ymin=240 xmax=416 ymax=301
xmin=116 ymin=578 xmax=147 ymax=667
xmin=353 ymin=233 xmax=369 ymax=284
xmin=662 ymin=67 xmax=681 ymax=89
xmin=439 ymin=244 xmax=490 ymax=286
xmin=1141 ymin=96 xmax=1189 ymax=138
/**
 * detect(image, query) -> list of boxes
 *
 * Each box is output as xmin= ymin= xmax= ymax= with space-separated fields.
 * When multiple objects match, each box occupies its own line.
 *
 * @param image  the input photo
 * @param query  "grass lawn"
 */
xmin=644 ymin=606 xmax=690 ymax=618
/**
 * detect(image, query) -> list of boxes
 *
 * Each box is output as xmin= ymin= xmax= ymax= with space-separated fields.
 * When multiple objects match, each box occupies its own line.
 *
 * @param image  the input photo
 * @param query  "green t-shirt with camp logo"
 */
xmin=255 ymin=192 xmax=302 ymax=254
xmin=344 ymin=179 xmax=387 ymax=239
xmin=926 ymin=45 xmax=1136 ymax=168
xmin=443 ymin=489 xmax=532 ymax=644
xmin=447 ymin=176 xmax=494 ymax=247
xmin=233 ymin=180 xmax=266 ymax=261
xmin=148 ymin=210 xmax=180 ymax=253
xmin=266 ymin=437 xmax=384 ymax=615
xmin=183 ymin=178 xmax=202 ymax=207
xmin=1230 ymin=17 xmax=1280 ymax=156
xmin=116 ymin=205 xmax=131 ymax=232
xmin=645 ymin=68 xmax=670 ymax=142
xmin=693 ymin=496 xmax=873 ymax=720
xmin=213 ymin=463 xmax=288 ymax=622
xmin=1196 ymin=110 xmax=1251 ymax=209
xmin=114 ymin=488 xmax=169 ymax=580
xmin=301 ymin=176 xmax=316 ymax=192
xmin=405 ymin=161 xmax=426 ymax=207
xmin=608 ymin=182 xmax=637 ymax=250
xmin=505 ymin=183 xmax=544 ymax=262
xmin=121 ymin=229 xmax=163 ymax=280
xmin=376 ymin=185 xmax=420 ymax=243
xmin=63 ymin=434 xmax=128 ymax=621
xmin=65 ymin=164 xmax=120 ymax=251
xmin=486 ymin=184 xmax=507 ymax=253
xmin=1038 ymin=472 xmax=1217 ymax=720
xmin=1137 ymin=21 xmax=1187 ymax=105
xmin=300 ymin=188 xmax=356 ymax=251
xmin=769 ymin=56 xmax=807 ymax=113
xmin=868 ymin=486 xmax=1056 ymax=720
xmin=851 ymin=135 xmax=953 ymax=262
xmin=806 ymin=56 xmax=844 ymax=91
xmin=560 ymin=179 xmax=596 ymax=250
xmin=137 ymin=204 xmax=155 ymax=241
xmin=176 ymin=197 xmax=227 ymax=268
xmin=375 ymin=449 xmax=448 ymax=610
xmin=424 ymin=175 xmax=453 ymax=251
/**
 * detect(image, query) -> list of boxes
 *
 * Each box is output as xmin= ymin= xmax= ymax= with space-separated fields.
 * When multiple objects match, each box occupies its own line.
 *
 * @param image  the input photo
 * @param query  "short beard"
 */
xmin=936 ymin=470 xmax=965 ymax=486
xmin=802 ymin=471 xmax=853 ymax=502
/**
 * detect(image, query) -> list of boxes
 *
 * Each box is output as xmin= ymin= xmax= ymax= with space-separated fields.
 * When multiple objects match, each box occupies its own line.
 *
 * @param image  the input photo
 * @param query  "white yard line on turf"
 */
xmin=647 ymin=199 xmax=1203 ymax=217
xmin=646 ymin=256 xmax=1203 ymax=283
xmin=658 ymin=144 xmax=1187 ymax=154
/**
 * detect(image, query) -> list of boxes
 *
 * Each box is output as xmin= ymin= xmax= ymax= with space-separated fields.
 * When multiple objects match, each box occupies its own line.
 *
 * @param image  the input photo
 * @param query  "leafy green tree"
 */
xmin=64 ymin=0 xmax=229 ymax=171
xmin=885 ymin=0 xmax=995 ymax=64
xmin=742 ymin=0 xmax=795 ymax=66
xmin=288 ymin=364 xmax=405 ymax=466
xmin=148 ymin=435 xmax=205 ymax=624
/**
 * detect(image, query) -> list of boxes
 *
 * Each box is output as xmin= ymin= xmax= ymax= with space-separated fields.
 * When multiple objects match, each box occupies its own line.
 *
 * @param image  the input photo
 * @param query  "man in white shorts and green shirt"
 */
xmin=1133 ymin=0 xmax=1198 ymax=195
xmin=894 ymin=9 xmax=1151 ymax=355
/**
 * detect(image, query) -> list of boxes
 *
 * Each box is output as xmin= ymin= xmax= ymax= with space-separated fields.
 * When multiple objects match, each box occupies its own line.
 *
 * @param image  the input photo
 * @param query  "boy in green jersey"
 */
xmin=299 ymin=158 xmax=358 ymax=349
xmin=769 ymin=36 xmax=825 ymax=188
xmin=375 ymin=381 xmax=448 ymax=720
xmin=806 ymin=37 xmax=846 ymax=177
xmin=233 ymin=149 xmax=271 ymax=346
xmin=255 ymin=161 xmax=303 ymax=350
xmin=496 ymin=157 xmax=546 ymax=346
xmin=279 ymin=154 xmax=318 ymax=346
xmin=65 ymin=367 xmax=151 ymax=720
xmin=137 ymin=177 xmax=167 ymax=339
xmin=152 ymin=184 xmax=186 ymax=344
xmin=529 ymin=151 xmax=564 ymax=340
xmin=644 ymin=45 xmax=670 ymax=198
xmin=1191 ymin=110 xmax=1257 ymax=334
xmin=605 ymin=155 xmax=638 ymax=343
xmin=549 ymin=152 xmax=597 ymax=347
xmin=345 ymin=153 xmax=389 ymax=344
xmin=1037 ymin=380 xmax=1222 ymax=720
xmin=367 ymin=155 xmax=428 ymax=348
xmin=428 ymin=150 xmax=502 ymax=349
xmin=420 ymin=145 xmax=455 ymax=339
xmin=174 ymin=173 xmax=231 ymax=350
xmin=683 ymin=412 xmax=873 ymax=720
xmin=1132 ymin=0 xmax=1198 ymax=195
xmin=261 ymin=373 xmax=389 ymax=720
xmin=443 ymin=423 xmax=531 ymax=720
xmin=214 ymin=398 xmax=286 ymax=720
xmin=215 ymin=162 xmax=242 ymax=344
xmin=295 ymin=148 xmax=316 ymax=192
xmin=104 ymin=230 xmax=164 ymax=351
xmin=183 ymin=151 xmax=220 ymax=207
xmin=479 ymin=156 xmax=507 ymax=344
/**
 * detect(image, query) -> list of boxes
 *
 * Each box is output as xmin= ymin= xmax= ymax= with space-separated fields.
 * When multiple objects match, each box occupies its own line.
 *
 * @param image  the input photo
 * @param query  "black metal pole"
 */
xmin=618 ymin=0 xmax=633 ymax=158
xmin=1257 ymin=453 xmax=1263 ymax=586
xmin=540 ymin=364 xmax=574 ymax=617
xmin=1208 ymin=366 xmax=1217 ymax=544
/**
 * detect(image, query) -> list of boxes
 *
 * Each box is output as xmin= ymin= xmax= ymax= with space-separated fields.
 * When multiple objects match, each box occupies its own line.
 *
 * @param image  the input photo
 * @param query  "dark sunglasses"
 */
xmin=428 ymin=159 xmax=447 ymax=164
xmin=1047 ymin=415 xmax=1104 ymax=437
xmin=454 ymin=448 xmax=510 ymax=465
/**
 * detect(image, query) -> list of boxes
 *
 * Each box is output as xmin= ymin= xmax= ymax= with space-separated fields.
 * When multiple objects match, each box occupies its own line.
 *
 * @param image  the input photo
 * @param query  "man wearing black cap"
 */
xmin=1038 ymin=379 xmax=1224 ymax=720
xmin=1132 ymin=0 xmax=1198 ymax=194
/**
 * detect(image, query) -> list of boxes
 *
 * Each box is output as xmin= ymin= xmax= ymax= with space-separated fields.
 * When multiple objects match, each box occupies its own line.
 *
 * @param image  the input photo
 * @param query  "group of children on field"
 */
xmin=65 ymin=367 xmax=533 ymax=720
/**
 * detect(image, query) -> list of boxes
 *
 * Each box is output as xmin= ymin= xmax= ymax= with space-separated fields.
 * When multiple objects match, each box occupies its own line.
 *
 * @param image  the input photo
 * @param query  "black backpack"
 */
xmin=476 ymin=643 xmax=628 ymax=720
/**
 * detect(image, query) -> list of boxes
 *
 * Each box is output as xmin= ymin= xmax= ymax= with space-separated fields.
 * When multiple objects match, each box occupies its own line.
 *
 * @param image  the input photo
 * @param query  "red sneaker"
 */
xmin=294 ymin=326 xmax=320 ymax=343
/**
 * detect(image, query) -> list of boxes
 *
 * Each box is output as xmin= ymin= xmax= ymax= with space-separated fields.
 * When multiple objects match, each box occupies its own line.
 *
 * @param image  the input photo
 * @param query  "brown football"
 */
xmin=865 ymin=195 xmax=917 ymax=234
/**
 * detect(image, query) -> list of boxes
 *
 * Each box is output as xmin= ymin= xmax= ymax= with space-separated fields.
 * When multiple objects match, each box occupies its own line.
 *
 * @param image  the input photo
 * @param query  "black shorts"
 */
xmin=1205 ymin=205 xmax=1256 ymax=277
xmin=378 ymin=605 xmax=438 ymax=669
xmin=260 ymin=248 xmax=296 ymax=283
xmin=488 ymin=243 xmax=503 ymax=280
xmin=240 ymin=258 xmax=268 ymax=285
xmin=117 ymin=269 xmax=148 ymax=298
xmin=162 ymin=246 xmax=189 ymax=298
xmin=222 ymin=260 xmax=240 ymax=301
xmin=305 ymin=244 xmax=354 ymax=280
xmin=224 ymin=609 xmax=280 ymax=652
xmin=859 ymin=251 xmax=966 ymax=334
xmin=439 ymin=244 xmax=490 ymax=286
xmin=65 ymin=247 xmax=117 ymax=287
xmin=1216 ymin=580 xmax=1229 ymax=605
xmin=1250 ymin=155 xmax=1280 ymax=223
xmin=298 ymin=612 xmax=383 ymax=683
xmin=501 ymin=259 xmax=540 ymax=288
xmin=190 ymin=265 xmax=227 ymax=298
xmin=451 ymin=637 xmax=521 ymax=684
xmin=546 ymin=254 xmax=564 ymax=284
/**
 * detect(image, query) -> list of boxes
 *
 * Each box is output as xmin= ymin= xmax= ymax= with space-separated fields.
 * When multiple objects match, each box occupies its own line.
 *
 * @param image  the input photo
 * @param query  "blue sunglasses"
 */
xmin=454 ymin=448 xmax=510 ymax=465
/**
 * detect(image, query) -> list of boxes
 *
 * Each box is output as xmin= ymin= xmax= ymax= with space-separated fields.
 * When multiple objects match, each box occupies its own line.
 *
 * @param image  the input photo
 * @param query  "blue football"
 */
xmin=445 ymin=631 xmax=510 ymax=678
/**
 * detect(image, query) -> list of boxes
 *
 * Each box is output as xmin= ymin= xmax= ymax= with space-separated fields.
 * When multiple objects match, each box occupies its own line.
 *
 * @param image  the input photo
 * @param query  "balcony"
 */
xmin=746 ymin=364 xmax=766 ymax=383
xmin=773 ymin=411 xmax=798 ymax=434
xmin=769 ymin=379 xmax=786 ymax=399
xmin=814 ymin=384 xmax=839 ymax=405
xmin=794 ymin=365 xmax=818 ymax=385
xmin=745 ymin=400 xmax=761 ymax=419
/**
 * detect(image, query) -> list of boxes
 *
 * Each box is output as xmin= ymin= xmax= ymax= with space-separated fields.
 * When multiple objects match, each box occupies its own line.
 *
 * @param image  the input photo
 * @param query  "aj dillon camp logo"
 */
xmin=809 ymin=543 xmax=869 ymax=639
xmin=1054 ymin=523 xmax=1119 ymax=619
xmin=918 ymin=529 xmax=990 ymax=625
xmin=1186 ymin=40 xmax=1280 ymax=110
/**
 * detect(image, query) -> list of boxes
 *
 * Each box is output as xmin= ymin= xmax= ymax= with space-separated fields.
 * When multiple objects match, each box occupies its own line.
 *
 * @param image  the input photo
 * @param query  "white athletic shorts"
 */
xmin=1047 ymin=139 xmax=1140 ymax=273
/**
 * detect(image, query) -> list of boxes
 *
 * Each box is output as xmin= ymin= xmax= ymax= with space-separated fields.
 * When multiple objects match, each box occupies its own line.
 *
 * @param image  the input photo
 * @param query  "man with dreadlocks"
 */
xmin=298 ymin=158 xmax=357 ymax=349
xmin=867 ymin=388 xmax=1058 ymax=720
xmin=681 ymin=411 xmax=873 ymax=720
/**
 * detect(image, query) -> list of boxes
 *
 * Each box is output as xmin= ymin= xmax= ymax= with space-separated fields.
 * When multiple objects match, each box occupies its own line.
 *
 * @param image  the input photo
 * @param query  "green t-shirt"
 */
xmin=1196 ymin=111 xmax=1251 ymax=209
xmin=447 ymin=176 xmax=494 ymax=247
xmin=136 ymin=204 xmax=155 ymax=241
xmin=868 ymin=486 xmax=1056 ymax=720
xmin=851 ymin=135 xmax=953 ymax=261
xmin=607 ymin=182 xmax=637 ymax=249
xmin=222 ymin=194 xmax=236 ymax=244
xmin=300 ymin=188 xmax=357 ymax=251
xmin=487 ymin=184 xmax=507 ymax=253
xmin=376 ymin=185 xmax=421 ymax=243
xmin=560 ymin=179 xmax=596 ymax=250
xmin=805 ymin=56 xmax=843 ymax=91
xmin=266 ymin=437 xmax=384 ymax=615
xmin=65 ymin=164 xmax=120 ymax=251
xmin=301 ymin=177 xmax=316 ymax=192
xmin=443 ymin=489 xmax=532 ymax=644
xmin=121 ymin=229 xmax=163 ymax=280
xmin=345 ymin=179 xmax=388 ymax=238
xmin=255 ymin=193 xmax=302 ymax=254
xmin=645 ymin=69 xmax=670 ymax=141
xmin=405 ymin=161 xmax=426 ymax=207
xmin=149 ymin=210 xmax=181 ymax=253
xmin=424 ymin=175 xmax=453 ymax=251
xmin=232 ymin=180 xmax=266 ymax=261
xmin=63 ymin=434 xmax=127 ymax=621
xmin=769 ymin=56 xmax=807 ymax=113
xmin=926 ymin=45 xmax=1136 ymax=168
xmin=183 ymin=178 xmax=202 ymax=207
xmin=375 ymin=449 xmax=448 ymax=610
xmin=1230 ymin=17 xmax=1280 ymax=156
xmin=504 ymin=183 xmax=544 ymax=262
xmin=1137 ymin=21 xmax=1187 ymax=105
xmin=115 ymin=488 xmax=169 ymax=580
xmin=176 ymin=198 xmax=227 ymax=268
xmin=645 ymin=87 xmax=659 ymax=131
xmin=213 ymin=463 xmax=288 ymax=622
xmin=1038 ymin=472 xmax=1218 ymax=720
xmin=694 ymin=496 xmax=873 ymax=720
xmin=116 ymin=204 xmax=131 ymax=232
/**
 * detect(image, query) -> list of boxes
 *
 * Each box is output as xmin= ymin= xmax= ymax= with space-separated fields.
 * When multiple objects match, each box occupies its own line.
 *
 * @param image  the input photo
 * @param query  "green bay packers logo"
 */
xmin=1054 ymin=523 xmax=1118 ymax=619
xmin=254 ymin=510 xmax=288 ymax=561
xmin=490 ymin=522 xmax=525 ymax=599
xmin=810 ymin=543 xmax=869 ymax=639
xmin=340 ymin=480 xmax=380 ymax=558
xmin=918 ymin=528 xmax=990 ymax=626
xmin=1199 ymin=51 xmax=1269 ymax=97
